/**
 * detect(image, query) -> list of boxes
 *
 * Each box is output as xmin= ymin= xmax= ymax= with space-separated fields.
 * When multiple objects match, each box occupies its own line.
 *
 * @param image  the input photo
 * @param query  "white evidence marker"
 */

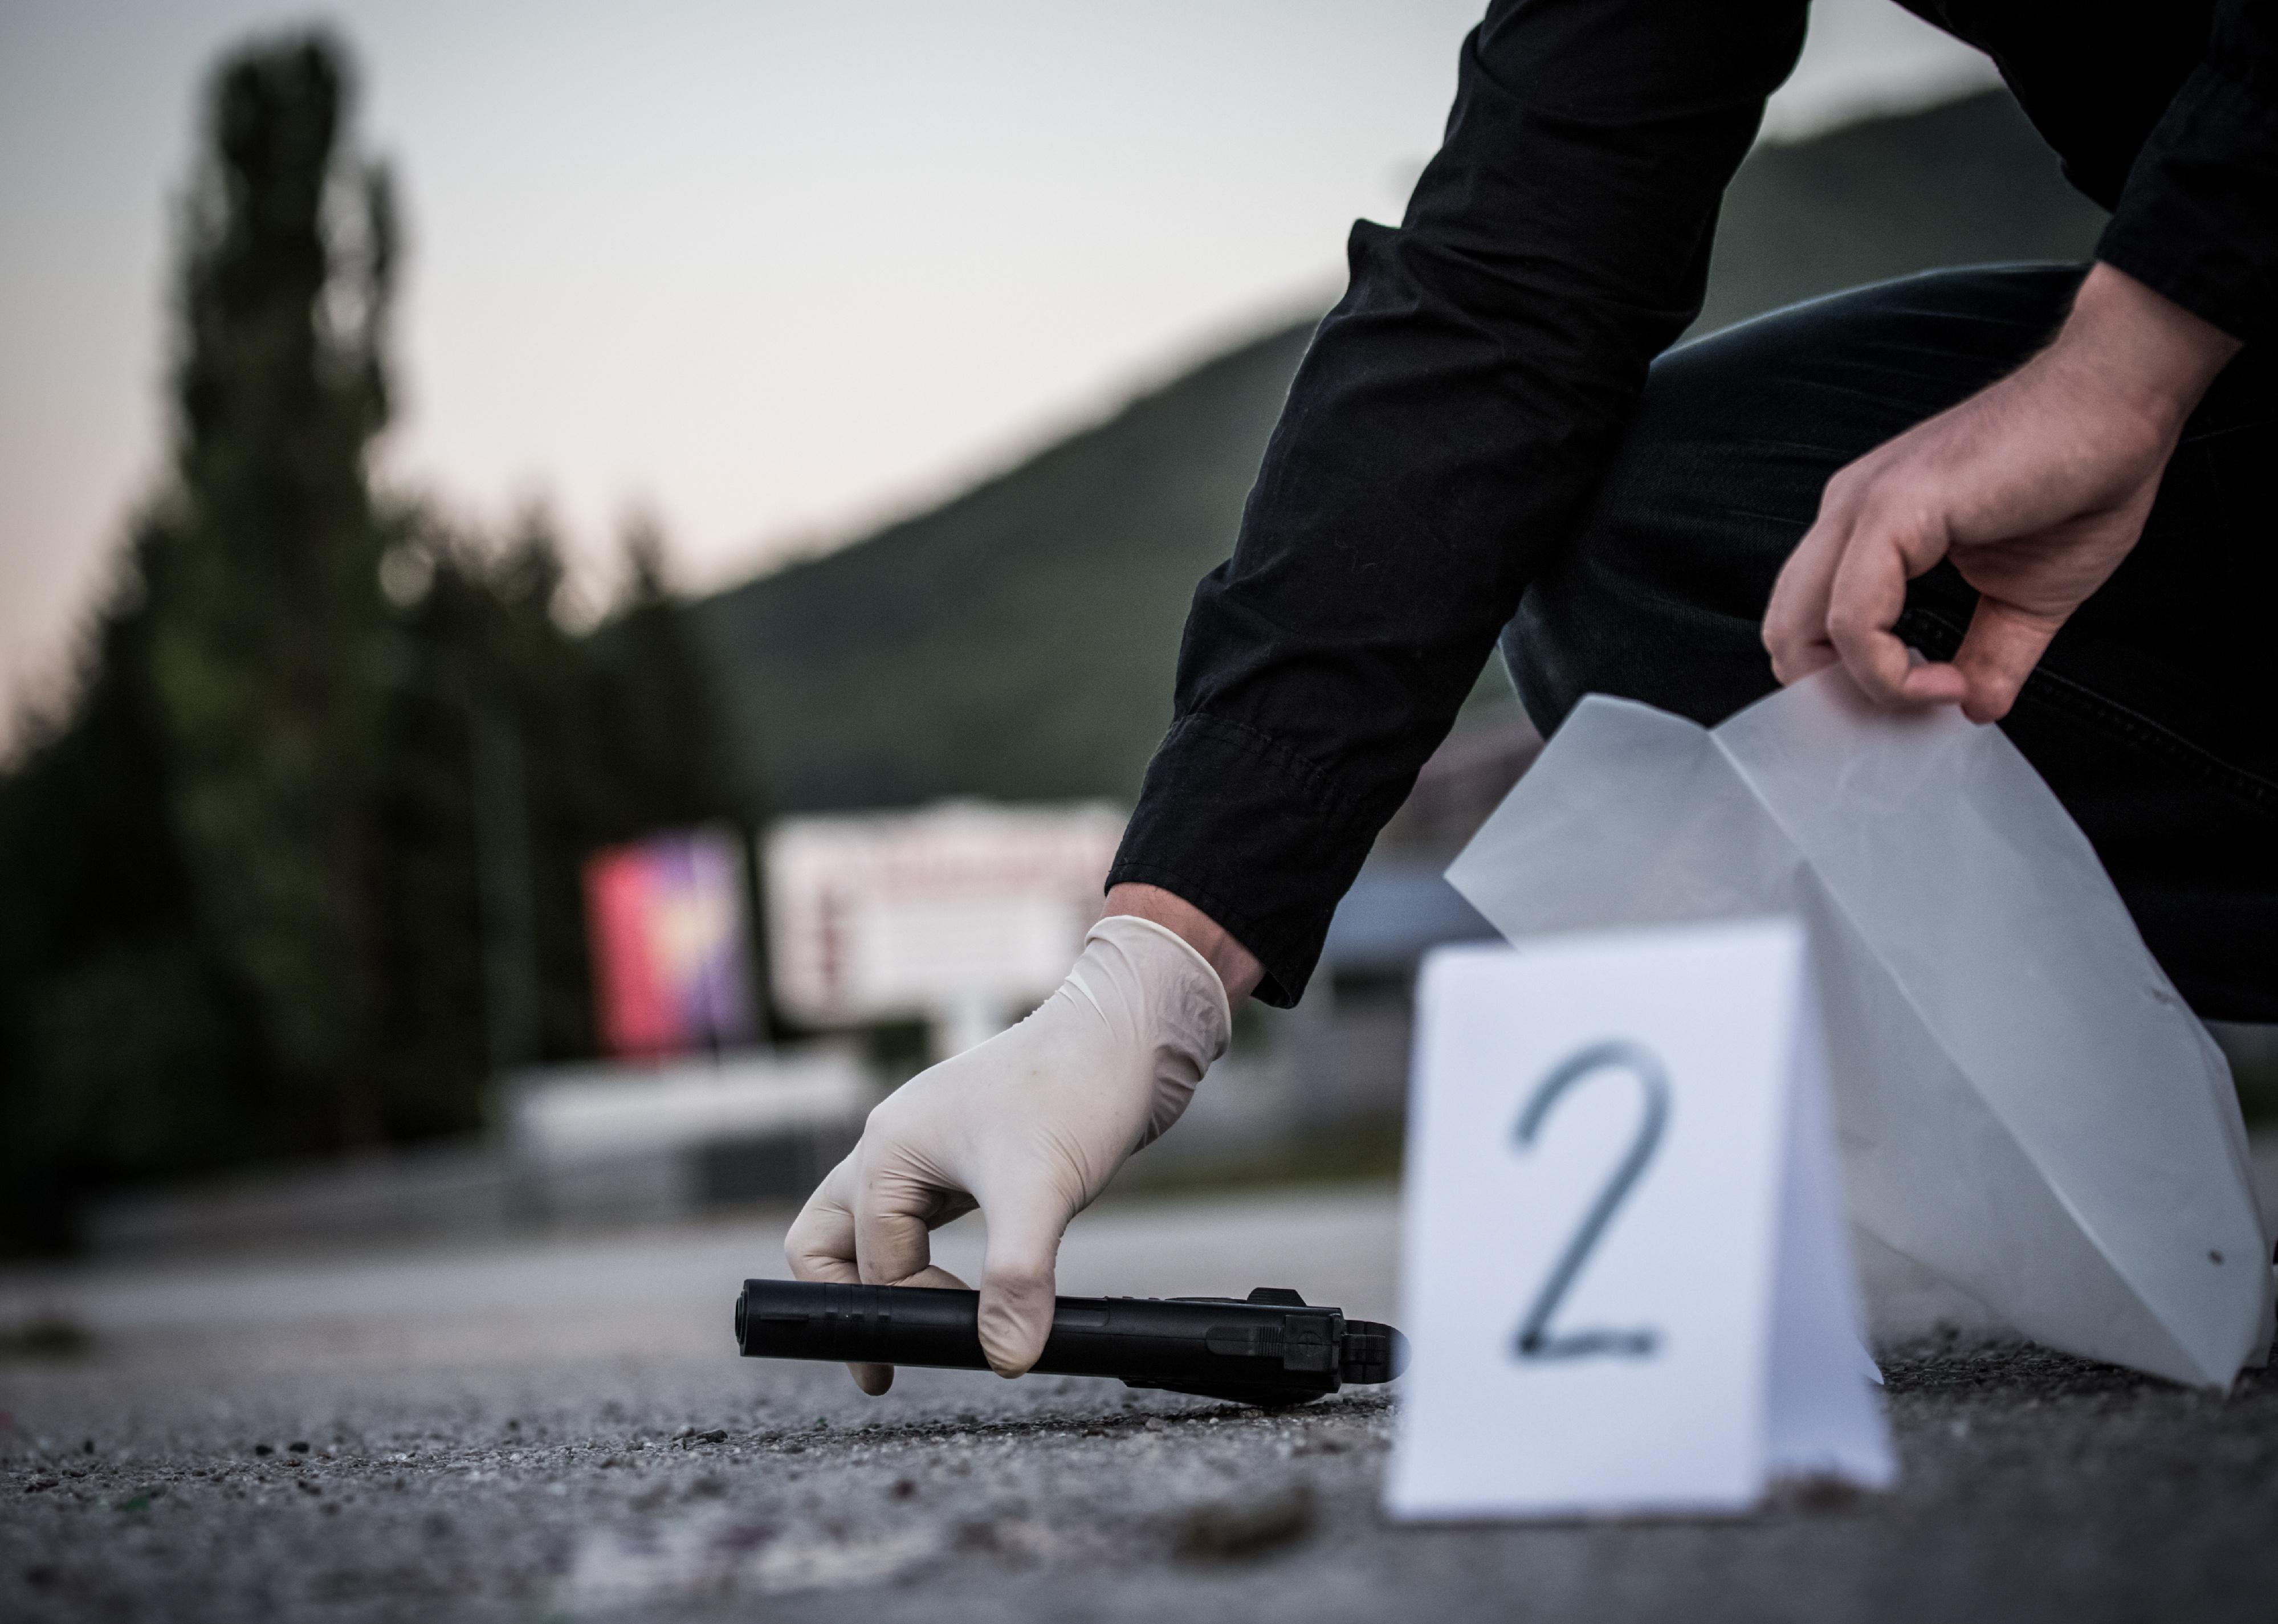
xmin=1385 ymin=916 xmax=1894 ymax=1520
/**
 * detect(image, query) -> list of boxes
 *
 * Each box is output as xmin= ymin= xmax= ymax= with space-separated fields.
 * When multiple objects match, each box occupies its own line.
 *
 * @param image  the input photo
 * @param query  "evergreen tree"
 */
xmin=145 ymin=33 xmax=398 ymax=1149
xmin=0 ymin=29 xmax=757 ymax=1254
xmin=366 ymin=511 xmax=759 ymax=1097
xmin=585 ymin=517 xmax=753 ymax=839
xmin=0 ymin=547 xmax=278 ymax=1251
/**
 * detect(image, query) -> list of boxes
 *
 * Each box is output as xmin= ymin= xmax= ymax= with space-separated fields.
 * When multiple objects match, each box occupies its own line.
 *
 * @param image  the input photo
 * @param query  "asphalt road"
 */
xmin=5 ymin=1181 xmax=2277 ymax=1624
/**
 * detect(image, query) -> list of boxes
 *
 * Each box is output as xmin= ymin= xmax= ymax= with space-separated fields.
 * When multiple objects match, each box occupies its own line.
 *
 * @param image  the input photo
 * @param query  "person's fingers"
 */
xmin=885 ymin=1263 xmax=975 ymax=1291
xmin=783 ymin=1157 xmax=896 ymax=1394
xmin=1949 ymin=597 xmax=2063 ymax=724
xmin=785 ymin=1154 xmax=861 ymax=1283
xmin=1822 ymin=507 xmax=1970 ymax=709
xmin=1887 ymin=657 xmax=1969 ymax=707
xmin=1762 ymin=509 xmax=1850 ymax=685
xmin=1821 ymin=511 xmax=1921 ymax=703
xmin=851 ymin=1155 xmax=968 ymax=1288
xmin=973 ymin=1185 xmax=1068 ymax=1378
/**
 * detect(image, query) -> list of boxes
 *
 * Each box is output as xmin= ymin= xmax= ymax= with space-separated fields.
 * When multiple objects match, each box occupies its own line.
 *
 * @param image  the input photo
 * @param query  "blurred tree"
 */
xmin=143 ymin=32 xmax=399 ymax=1151
xmin=584 ymin=515 xmax=752 ymax=837
xmin=367 ymin=510 xmax=757 ymax=1109
xmin=0 ymin=30 xmax=755 ymax=1254
xmin=0 ymin=551 xmax=280 ymax=1251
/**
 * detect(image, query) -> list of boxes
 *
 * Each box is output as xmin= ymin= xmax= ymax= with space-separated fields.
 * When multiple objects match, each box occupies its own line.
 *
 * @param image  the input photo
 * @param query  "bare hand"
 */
xmin=1763 ymin=264 xmax=2238 ymax=723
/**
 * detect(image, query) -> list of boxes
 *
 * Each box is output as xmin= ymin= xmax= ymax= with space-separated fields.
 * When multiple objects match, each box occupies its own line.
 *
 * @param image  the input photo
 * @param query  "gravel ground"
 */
xmin=5 ymin=1184 xmax=2277 ymax=1624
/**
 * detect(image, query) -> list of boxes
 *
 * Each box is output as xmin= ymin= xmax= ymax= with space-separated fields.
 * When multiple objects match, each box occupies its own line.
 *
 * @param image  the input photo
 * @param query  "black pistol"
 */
xmin=735 ymin=1279 xmax=1408 ymax=1407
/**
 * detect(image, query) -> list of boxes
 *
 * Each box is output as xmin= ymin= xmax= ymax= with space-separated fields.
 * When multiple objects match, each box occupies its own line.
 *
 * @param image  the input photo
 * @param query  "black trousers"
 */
xmin=1503 ymin=264 xmax=2278 ymax=1022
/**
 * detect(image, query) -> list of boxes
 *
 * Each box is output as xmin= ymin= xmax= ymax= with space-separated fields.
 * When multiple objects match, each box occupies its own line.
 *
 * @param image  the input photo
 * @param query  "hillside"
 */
xmin=697 ymin=320 xmax=1315 ymax=812
xmin=1692 ymin=85 xmax=2106 ymax=334
xmin=696 ymin=89 xmax=2106 ymax=815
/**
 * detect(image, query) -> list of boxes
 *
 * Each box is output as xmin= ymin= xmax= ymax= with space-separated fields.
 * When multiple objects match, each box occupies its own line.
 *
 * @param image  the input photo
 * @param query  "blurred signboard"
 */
xmin=584 ymin=826 xmax=756 ymax=1056
xmin=765 ymin=801 xmax=1122 ymax=1029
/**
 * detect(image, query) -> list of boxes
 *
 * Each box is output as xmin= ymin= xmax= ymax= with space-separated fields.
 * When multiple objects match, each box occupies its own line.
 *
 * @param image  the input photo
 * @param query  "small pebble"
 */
xmin=1783 ymin=1476 xmax=1861 ymax=1514
xmin=1172 ymin=1484 xmax=1318 ymax=1561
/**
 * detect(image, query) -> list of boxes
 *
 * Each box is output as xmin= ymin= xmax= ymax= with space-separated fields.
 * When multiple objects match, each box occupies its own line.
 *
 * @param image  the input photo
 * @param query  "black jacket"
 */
xmin=1107 ymin=0 xmax=2277 ymax=1005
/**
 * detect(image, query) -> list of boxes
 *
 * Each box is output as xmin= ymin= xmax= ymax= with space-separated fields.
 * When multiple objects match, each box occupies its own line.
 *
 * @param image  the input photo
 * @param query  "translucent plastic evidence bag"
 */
xmin=1445 ymin=668 xmax=2271 ymax=1389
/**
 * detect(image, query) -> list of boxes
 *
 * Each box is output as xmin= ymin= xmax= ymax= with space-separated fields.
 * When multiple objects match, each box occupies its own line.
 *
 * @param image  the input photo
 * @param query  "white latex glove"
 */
xmin=785 ymin=913 xmax=1230 ymax=1393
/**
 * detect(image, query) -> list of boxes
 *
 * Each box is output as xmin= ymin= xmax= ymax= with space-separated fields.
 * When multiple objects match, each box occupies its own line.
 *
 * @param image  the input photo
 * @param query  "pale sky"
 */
xmin=0 ymin=1 xmax=1993 ymax=738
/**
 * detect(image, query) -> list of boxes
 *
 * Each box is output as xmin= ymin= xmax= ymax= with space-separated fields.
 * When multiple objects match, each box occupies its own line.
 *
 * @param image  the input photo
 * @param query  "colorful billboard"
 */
xmin=583 ymin=826 xmax=756 ymax=1057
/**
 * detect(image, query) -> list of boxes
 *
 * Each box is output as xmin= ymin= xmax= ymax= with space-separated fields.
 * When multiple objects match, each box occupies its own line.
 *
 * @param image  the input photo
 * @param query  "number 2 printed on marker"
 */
xmin=1513 ymin=1040 xmax=1669 ymax=1361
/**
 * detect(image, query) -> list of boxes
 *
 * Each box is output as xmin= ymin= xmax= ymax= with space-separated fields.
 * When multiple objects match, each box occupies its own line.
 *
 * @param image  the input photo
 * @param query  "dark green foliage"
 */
xmin=368 ymin=515 xmax=753 ymax=1117
xmin=696 ymin=90 xmax=2106 ymax=817
xmin=0 ymin=562 xmax=282 ymax=1249
xmin=1691 ymin=90 xmax=2106 ymax=337
xmin=0 ymin=32 xmax=748 ymax=1252
xmin=149 ymin=34 xmax=398 ymax=1147
xmin=581 ymin=521 xmax=752 ymax=843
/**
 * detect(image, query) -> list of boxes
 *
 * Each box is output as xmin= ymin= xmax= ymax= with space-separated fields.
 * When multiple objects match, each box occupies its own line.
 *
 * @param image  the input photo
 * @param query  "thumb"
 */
xmin=1951 ymin=596 xmax=2063 ymax=723
xmin=975 ymin=1186 xmax=1069 ymax=1378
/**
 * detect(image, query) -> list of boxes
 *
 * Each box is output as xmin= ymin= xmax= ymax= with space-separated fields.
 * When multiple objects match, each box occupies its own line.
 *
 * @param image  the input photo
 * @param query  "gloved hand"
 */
xmin=785 ymin=913 xmax=1231 ymax=1393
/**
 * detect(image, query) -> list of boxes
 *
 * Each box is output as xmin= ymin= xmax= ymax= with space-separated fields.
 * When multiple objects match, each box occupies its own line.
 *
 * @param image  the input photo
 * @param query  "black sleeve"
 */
xmin=1107 ymin=0 xmax=1806 ymax=1005
xmin=2096 ymin=0 xmax=2278 ymax=346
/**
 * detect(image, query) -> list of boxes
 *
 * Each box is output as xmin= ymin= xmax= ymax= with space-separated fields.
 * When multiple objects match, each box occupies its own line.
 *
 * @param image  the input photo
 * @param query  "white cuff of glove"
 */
xmin=1067 ymin=912 xmax=1233 ymax=1153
